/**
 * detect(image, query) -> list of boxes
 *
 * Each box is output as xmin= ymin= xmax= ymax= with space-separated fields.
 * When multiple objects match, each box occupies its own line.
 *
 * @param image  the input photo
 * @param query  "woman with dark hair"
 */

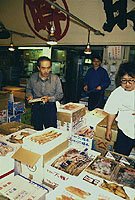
xmin=104 ymin=62 xmax=135 ymax=156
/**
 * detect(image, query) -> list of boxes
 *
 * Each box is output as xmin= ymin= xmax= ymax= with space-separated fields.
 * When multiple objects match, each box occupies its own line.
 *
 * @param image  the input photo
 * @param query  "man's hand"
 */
xmin=96 ymin=86 xmax=102 ymax=90
xmin=105 ymin=129 xmax=112 ymax=141
xmin=27 ymin=96 xmax=33 ymax=102
xmin=42 ymin=96 xmax=51 ymax=103
xmin=84 ymin=85 xmax=88 ymax=91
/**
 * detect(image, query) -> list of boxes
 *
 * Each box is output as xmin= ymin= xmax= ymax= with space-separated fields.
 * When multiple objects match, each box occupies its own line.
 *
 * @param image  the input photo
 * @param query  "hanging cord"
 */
xmin=88 ymin=29 xmax=90 ymax=44
xmin=51 ymin=6 xmax=54 ymax=27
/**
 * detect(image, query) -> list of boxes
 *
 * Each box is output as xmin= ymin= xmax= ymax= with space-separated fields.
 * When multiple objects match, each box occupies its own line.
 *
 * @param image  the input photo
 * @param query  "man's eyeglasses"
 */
xmin=121 ymin=79 xmax=135 ymax=84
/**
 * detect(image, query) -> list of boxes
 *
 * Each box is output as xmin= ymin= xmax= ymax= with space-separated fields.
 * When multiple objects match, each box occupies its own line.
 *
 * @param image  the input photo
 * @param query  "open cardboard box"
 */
xmin=44 ymin=146 xmax=100 ymax=188
xmin=12 ymin=139 xmax=68 ymax=184
xmin=95 ymin=116 xmax=118 ymax=142
xmin=85 ymin=108 xmax=108 ymax=129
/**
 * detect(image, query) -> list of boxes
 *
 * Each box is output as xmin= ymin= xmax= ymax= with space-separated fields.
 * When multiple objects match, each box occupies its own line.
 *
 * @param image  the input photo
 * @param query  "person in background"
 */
xmin=104 ymin=62 xmax=135 ymax=156
xmin=83 ymin=54 xmax=110 ymax=111
xmin=26 ymin=56 xmax=63 ymax=130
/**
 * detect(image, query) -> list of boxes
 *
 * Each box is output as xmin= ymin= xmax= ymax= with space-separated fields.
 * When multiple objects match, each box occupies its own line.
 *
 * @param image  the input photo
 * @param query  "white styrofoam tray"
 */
xmin=22 ymin=127 xmax=68 ymax=154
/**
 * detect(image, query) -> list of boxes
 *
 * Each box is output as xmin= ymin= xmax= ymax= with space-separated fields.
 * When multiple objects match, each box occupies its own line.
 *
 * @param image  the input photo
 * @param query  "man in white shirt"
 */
xmin=104 ymin=62 xmax=135 ymax=156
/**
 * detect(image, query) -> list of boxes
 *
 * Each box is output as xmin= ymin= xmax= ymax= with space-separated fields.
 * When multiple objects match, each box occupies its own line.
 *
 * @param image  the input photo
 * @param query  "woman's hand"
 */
xmin=105 ymin=129 xmax=112 ymax=141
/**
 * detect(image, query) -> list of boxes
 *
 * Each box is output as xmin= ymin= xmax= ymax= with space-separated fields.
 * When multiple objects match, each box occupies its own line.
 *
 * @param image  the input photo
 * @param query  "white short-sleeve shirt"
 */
xmin=104 ymin=86 xmax=135 ymax=139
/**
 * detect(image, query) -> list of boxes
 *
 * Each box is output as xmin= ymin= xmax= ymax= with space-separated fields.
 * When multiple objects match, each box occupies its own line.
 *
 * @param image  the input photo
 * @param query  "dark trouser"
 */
xmin=114 ymin=128 xmax=135 ymax=156
xmin=31 ymin=102 xmax=57 ymax=131
xmin=88 ymin=91 xmax=104 ymax=111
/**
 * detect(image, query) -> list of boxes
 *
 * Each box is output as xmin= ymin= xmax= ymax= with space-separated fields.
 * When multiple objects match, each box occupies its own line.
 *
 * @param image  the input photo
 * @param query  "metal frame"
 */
xmin=45 ymin=0 xmax=105 ymax=36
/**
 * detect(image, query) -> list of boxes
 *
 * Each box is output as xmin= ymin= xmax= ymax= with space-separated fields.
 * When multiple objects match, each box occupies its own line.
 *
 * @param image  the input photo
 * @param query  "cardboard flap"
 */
xmin=12 ymin=147 xmax=41 ymax=168
xmin=2 ymin=86 xmax=25 ymax=92
xmin=98 ymin=116 xmax=118 ymax=130
xmin=57 ymin=112 xmax=71 ymax=125
xmin=43 ymin=139 xmax=68 ymax=166
xmin=89 ymin=108 xmax=108 ymax=118
xmin=12 ymin=91 xmax=26 ymax=99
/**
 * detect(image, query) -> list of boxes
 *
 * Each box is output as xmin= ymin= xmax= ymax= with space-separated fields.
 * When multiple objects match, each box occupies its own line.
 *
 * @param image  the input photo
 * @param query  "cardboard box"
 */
xmin=85 ymin=155 xmax=119 ymax=181
xmin=57 ymin=117 xmax=85 ymax=138
xmin=95 ymin=116 xmax=118 ymax=142
xmin=0 ymin=109 xmax=8 ymax=123
xmin=3 ymin=128 xmax=36 ymax=151
xmin=0 ymin=90 xmax=10 ymax=97
xmin=112 ymin=165 xmax=135 ymax=189
xmin=0 ymin=141 xmax=15 ymax=177
xmin=0 ymin=175 xmax=48 ymax=200
xmin=22 ymin=127 xmax=68 ymax=154
xmin=46 ymin=178 xmax=98 ymax=200
xmin=99 ymin=179 xmax=135 ymax=200
xmin=12 ymin=128 xmax=69 ymax=184
xmin=44 ymin=146 xmax=99 ymax=188
xmin=0 ymin=121 xmax=34 ymax=135
xmin=92 ymin=136 xmax=114 ymax=155
xmin=12 ymin=91 xmax=26 ymax=99
xmin=2 ymin=86 xmax=25 ymax=92
xmin=71 ymin=126 xmax=95 ymax=148
xmin=57 ymin=103 xmax=86 ymax=138
xmin=105 ymin=150 xmax=135 ymax=169
xmin=0 ymin=92 xmax=10 ymax=111
xmin=57 ymin=103 xmax=86 ymax=124
xmin=8 ymin=114 xmax=21 ymax=123
xmin=46 ymin=178 xmax=122 ymax=200
xmin=8 ymin=101 xmax=25 ymax=115
xmin=14 ymin=98 xmax=25 ymax=103
xmin=12 ymin=139 xmax=68 ymax=184
xmin=79 ymin=97 xmax=88 ymax=110
xmin=85 ymin=108 xmax=108 ymax=129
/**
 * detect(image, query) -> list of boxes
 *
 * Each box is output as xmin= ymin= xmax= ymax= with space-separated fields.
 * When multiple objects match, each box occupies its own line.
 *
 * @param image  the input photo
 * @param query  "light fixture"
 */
xmin=8 ymin=34 xmax=15 ymax=51
xmin=84 ymin=30 xmax=91 ymax=54
xmin=46 ymin=7 xmax=57 ymax=45
xmin=46 ymin=25 xmax=57 ymax=45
